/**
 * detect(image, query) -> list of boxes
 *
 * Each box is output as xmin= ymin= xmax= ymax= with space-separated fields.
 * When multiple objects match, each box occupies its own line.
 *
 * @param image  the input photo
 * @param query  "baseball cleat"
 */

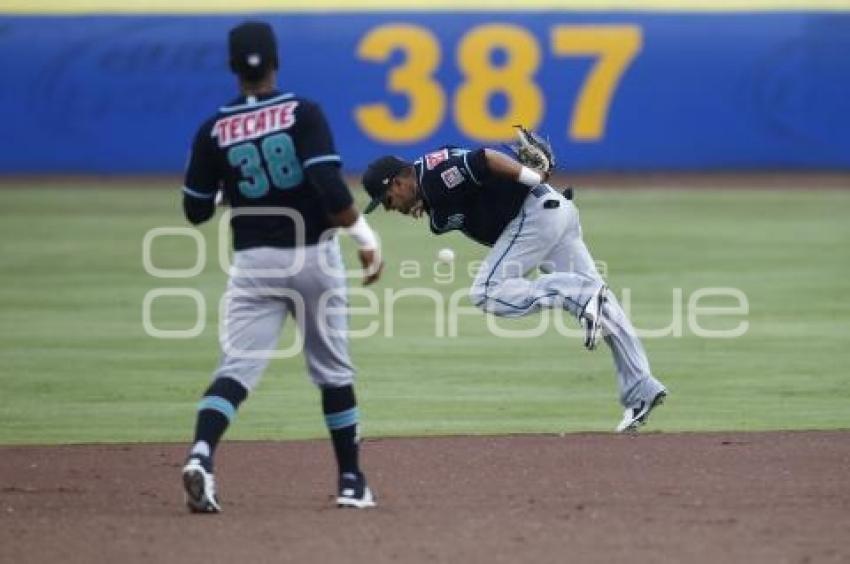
xmin=616 ymin=389 xmax=667 ymax=433
xmin=336 ymin=472 xmax=376 ymax=509
xmin=582 ymin=285 xmax=608 ymax=350
xmin=182 ymin=456 xmax=221 ymax=513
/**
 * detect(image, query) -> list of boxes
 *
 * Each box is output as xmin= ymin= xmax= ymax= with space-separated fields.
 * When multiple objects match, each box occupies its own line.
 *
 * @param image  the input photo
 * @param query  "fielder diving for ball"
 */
xmin=362 ymin=129 xmax=667 ymax=432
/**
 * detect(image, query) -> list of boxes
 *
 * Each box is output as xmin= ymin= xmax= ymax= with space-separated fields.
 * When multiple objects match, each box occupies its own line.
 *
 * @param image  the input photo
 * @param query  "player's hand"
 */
xmin=358 ymin=249 xmax=383 ymax=286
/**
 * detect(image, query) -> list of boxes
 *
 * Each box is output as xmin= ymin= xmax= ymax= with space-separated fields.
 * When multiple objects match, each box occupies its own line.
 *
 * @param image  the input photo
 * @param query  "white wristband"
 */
xmin=346 ymin=215 xmax=379 ymax=250
xmin=518 ymin=166 xmax=543 ymax=188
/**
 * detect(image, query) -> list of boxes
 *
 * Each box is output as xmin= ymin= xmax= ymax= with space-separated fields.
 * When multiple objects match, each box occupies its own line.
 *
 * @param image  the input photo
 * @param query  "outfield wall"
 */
xmin=0 ymin=7 xmax=848 ymax=173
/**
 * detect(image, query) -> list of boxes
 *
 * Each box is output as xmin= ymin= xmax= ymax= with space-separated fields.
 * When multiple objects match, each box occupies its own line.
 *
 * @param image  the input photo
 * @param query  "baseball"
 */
xmin=437 ymin=248 xmax=455 ymax=263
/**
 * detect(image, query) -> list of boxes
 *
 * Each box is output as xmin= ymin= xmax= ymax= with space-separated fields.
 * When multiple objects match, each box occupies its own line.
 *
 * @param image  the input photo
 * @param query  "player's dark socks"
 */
xmin=321 ymin=385 xmax=361 ymax=476
xmin=191 ymin=377 xmax=248 ymax=464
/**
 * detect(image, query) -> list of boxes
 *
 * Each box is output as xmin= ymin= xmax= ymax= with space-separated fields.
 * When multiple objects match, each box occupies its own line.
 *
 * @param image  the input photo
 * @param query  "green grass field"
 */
xmin=1 ymin=184 xmax=848 ymax=444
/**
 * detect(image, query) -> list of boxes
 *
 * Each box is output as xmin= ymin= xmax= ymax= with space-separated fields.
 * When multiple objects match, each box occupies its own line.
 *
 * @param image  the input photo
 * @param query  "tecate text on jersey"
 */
xmin=212 ymin=100 xmax=299 ymax=148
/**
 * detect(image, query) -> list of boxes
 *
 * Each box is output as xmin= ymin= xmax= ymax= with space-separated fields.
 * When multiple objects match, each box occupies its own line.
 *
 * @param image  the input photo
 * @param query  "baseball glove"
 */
xmin=510 ymin=125 xmax=555 ymax=176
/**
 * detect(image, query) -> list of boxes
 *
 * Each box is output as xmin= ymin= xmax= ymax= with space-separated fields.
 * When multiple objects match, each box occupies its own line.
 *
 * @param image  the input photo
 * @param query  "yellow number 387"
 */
xmin=355 ymin=23 xmax=642 ymax=144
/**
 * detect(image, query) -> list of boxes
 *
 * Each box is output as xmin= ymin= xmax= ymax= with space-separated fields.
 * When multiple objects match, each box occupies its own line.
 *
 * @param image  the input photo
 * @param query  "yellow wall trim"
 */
xmin=3 ymin=0 xmax=850 ymax=15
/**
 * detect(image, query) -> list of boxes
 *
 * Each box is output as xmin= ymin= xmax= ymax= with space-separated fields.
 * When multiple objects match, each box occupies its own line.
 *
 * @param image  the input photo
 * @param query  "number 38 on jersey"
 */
xmin=213 ymin=100 xmax=304 ymax=198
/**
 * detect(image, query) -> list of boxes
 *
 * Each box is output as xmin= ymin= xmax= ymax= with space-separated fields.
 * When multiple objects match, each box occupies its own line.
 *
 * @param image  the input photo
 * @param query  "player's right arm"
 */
xmin=305 ymin=167 xmax=382 ymax=285
xmin=181 ymin=122 xmax=220 ymax=225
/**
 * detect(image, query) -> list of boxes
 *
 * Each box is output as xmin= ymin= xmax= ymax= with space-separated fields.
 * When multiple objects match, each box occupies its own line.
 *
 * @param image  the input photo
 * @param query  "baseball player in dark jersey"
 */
xmin=362 ymin=147 xmax=666 ymax=433
xmin=180 ymin=21 xmax=382 ymax=512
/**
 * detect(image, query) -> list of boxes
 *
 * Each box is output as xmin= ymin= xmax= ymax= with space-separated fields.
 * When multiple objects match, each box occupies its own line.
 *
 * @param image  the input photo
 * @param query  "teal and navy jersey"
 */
xmin=414 ymin=147 xmax=528 ymax=247
xmin=183 ymin=90 xmax=352 ymax=249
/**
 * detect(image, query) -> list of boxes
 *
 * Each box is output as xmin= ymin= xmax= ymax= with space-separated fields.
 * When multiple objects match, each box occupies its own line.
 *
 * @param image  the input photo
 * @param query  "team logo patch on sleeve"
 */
xmin=425 ymin=149 xmax=449 ymax=170
xmin=440 ymin=166 xmax=464 ymax=189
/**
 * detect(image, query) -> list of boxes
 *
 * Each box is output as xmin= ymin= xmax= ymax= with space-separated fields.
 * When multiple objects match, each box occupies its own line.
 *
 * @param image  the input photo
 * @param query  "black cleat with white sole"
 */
xmin=616 ymin=390 xmax=668 ymax=433
xmin=182 ymin=456 xmax=222 ymax=513
xmin=336 ymin=472 xmax=376 ymax=509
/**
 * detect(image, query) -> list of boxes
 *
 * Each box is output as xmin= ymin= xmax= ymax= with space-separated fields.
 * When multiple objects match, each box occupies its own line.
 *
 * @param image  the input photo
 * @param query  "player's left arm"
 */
xmin=182 ymin=122 xmax=220 ymax=225
xmin=456 ymin=147 xmax=546 ymax=191
xmin=478 ymin=148 xmax=547 ymax=188
xmin=296 ymin=101 xmax=357 ymax=223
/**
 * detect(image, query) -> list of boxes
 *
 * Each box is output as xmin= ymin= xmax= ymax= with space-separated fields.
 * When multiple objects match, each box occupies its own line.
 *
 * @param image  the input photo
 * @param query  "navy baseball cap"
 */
xmin=229 ymin=21 xmax=279 ymax=80
xmin=362 ymin=155 xmax=411 ymax=213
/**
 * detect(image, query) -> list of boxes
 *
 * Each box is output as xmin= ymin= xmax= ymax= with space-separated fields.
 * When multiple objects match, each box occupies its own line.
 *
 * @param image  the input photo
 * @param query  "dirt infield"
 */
xmin=1 ymin=432 xmax=848 ymax=564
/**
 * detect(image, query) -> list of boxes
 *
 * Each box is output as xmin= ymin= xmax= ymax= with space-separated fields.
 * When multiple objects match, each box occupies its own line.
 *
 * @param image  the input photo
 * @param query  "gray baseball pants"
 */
xmin=211 ymin=239 xmax=354 ymax=391
xmin=470 ymin=185 xmax=665 ymax=408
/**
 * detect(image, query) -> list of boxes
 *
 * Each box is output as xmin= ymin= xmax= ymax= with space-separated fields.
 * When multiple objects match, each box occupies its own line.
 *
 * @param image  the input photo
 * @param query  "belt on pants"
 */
xmin=531 ymin=184 xmax=574 ymax=200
